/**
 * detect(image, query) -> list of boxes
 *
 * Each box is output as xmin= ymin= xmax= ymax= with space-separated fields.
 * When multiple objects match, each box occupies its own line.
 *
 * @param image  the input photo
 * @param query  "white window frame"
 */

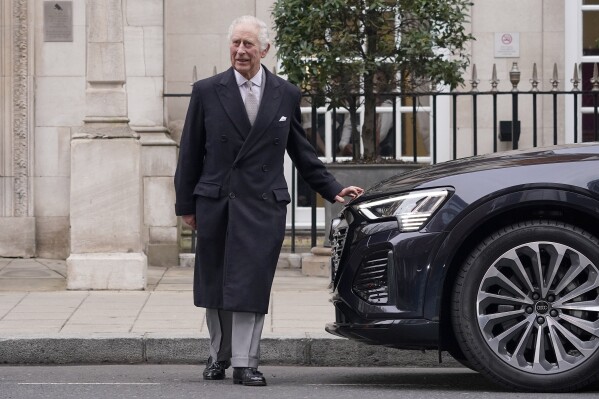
xmin=565 ymin=0 xmax=599 ymax=143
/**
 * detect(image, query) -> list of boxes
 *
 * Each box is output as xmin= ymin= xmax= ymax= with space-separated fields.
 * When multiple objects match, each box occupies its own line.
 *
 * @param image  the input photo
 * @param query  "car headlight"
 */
xmin=355 ymin=189 xmax=450 ymax=231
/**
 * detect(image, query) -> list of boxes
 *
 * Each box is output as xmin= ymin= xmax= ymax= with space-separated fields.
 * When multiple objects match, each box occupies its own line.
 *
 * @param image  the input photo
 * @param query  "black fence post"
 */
xmin=511 ymin=93 xmax=519 ymax=150
xmin=532 ymin=92 xmax=538 ymax=147
xmin=492 ymin=92 xmax=498 ymax=153
xmin=291 ymin=164 xmax=296 ymax=253
xmin=472 ymin=93 xmax=478 ymax=156
xmin=452 ymin=93 xmax=458 ymax=159
xmin=432 ymin=93 xmax=437 ymax=163
xmin=509 ymin=62 xmax=521 ymax=150
xmin=332 ymin=107 xmax=337 ymax=163
xmin=594 ymin=92 xmax=599 ymax=141
xmin=310 ymin=102 xmax=318 ymax=248
xmin=412 ymin=95 xmax=417 ymax=163
xmin=573 ymin=92 xmax=578 ymax=143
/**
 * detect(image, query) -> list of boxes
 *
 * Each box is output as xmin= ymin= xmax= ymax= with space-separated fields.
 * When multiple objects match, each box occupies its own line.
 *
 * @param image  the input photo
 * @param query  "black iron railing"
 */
xmin=166 ymin=62 xmax=599 ymax=253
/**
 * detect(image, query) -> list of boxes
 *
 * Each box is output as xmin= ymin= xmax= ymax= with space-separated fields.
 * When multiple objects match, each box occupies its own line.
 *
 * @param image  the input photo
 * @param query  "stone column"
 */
xmin=124 ymin=0 xmax=178 ymax=266
xmin=0 ymin=0 xmax=35 ymax=257
xmin=67 ymin=0 xmax=146 ymax=289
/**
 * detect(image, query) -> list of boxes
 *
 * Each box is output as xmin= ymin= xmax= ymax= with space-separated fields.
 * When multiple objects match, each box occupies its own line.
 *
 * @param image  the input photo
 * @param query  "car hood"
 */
xmin=357 ymin=143 xmax=599 ymax=201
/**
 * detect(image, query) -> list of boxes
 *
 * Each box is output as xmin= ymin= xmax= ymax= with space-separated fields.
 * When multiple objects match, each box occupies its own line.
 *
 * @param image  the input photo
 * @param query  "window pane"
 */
xmin=400 ymin=111 xmax=430 ymax=157
xmin=583 ymin=0 xmax=599 ymax=5
xmin=581 ymin=62 xmax=599 ymax=142
xmin=583 ymin=11 xmax=599 ymax=54
xmin=582 ymin=114 xmax=599 ymax=142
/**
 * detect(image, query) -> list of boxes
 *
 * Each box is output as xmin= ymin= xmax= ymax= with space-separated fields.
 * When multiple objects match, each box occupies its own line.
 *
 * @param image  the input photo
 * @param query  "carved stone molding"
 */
xmin=12 ymin=0 xmax=29 ymax=217
xmin=0 ymin=0 xmax=34 ymax=258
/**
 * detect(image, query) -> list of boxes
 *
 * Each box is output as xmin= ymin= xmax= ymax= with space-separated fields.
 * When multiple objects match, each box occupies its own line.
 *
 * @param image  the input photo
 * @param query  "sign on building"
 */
xmin=44 ymin=1 xmax=73 ymax=42
xmin=494 ymin=32 xmax=520 ymax=58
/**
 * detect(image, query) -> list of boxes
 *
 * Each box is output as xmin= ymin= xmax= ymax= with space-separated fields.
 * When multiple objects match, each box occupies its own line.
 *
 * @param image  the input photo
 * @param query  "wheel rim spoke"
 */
xmin=558 ymin=313 xmax=599 ymax=338
xmin=532 ymin=324 xmax=553 ymax=372
xmin=488 ymin=314 xmax=532 ymax=355
xmin=530 ymin=243 xmax=545 ymax=297
xmin=479 ymin=308 xmax=526 ymax=334
xmin=557 ymin=298 xmax=599 ymax=313
xmin=503 ymin=248 xmax=536 ymax=293
xmin=480 ymin=268 xmax=532 ymax=304
xmin=477 ymin=292 xmax=530 ymax=307
xmin=549 ymin=318 xmax=597 ymax=356
xmin=552 ymin=252 xmax=591 ymax=296
xmin=477 ymin=240 xmax=599 ymax=375
xmin=554 ymin=269 xmax=599 ymax=306
xmin=547 ymin=318 xmax=574 ymax=365
xmin=506 ymin=318 xmax=535 ymax=368
xmin=541 ymin=243 xmax=566 ymax=298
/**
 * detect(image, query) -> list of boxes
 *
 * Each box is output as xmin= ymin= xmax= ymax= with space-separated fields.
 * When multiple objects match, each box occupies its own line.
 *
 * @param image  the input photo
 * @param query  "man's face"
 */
xmin=229 ymin=22 xmax=269 ymax=80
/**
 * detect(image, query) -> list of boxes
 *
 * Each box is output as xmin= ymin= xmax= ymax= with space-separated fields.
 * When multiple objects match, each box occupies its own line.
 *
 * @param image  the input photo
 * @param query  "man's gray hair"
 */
xmin=228 ymin=15 xmax=270 ymax=51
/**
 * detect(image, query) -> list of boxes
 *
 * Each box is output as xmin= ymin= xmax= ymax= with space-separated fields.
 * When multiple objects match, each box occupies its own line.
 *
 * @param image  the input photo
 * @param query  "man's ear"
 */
xmin=261 ymin=43 xmax=270 ymax=58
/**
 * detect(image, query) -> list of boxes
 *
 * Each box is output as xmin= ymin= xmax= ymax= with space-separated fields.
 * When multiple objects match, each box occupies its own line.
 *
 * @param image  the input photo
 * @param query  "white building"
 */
xmin=0 ymin=0 xmax=596 ymax=289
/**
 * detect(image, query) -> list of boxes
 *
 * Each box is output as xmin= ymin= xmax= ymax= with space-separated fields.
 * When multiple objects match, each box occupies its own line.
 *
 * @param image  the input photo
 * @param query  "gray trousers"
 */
xmin=205 ymin=308 xmax=265 ymax=368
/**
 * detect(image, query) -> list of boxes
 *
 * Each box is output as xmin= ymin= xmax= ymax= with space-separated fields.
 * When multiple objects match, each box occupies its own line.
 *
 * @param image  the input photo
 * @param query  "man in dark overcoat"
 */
xmin=174 ymin=15 xmax=363 ymax=386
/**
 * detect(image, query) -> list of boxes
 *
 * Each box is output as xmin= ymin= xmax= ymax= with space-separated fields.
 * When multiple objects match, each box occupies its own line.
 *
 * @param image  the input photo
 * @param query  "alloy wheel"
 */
xmin=477 ymin=241 xmax=599 ymax=374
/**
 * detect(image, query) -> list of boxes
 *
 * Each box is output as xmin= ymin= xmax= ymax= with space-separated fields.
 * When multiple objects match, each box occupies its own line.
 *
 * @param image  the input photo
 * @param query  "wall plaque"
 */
xmin=494 ymin=32 xmax=520 ymax=58
xmin=44 ymin=1 xmax=73 ymax=42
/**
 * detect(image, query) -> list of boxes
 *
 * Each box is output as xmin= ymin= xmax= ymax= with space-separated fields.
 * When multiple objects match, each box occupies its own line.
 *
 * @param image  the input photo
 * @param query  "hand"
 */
xmin=334 ymin=186 xmax=364 ymax=203
xmin=182 ymin=214 xmax=196 ymax=230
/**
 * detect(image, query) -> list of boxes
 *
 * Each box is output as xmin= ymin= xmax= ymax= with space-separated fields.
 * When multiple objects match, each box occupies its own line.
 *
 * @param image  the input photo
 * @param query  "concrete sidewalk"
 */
xmin=0 ymin=258 xmax=457 ymax=367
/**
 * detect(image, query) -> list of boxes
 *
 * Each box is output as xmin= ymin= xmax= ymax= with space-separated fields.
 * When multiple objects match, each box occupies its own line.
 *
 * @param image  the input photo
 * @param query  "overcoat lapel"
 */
xmin=215 ymin=68 xmax=251 ymax=139
xmin=234 ymin=67 xmax=282 ymax=163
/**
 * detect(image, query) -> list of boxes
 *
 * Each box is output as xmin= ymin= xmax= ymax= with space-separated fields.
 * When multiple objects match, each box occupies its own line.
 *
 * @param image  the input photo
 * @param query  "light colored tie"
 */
xmin=244 ymin=81 xmax=259 ymax=125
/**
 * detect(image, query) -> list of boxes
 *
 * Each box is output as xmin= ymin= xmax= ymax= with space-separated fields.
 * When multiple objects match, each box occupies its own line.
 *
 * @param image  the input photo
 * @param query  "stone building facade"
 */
xmin=0 ymin=0 xmax=593 ymax=289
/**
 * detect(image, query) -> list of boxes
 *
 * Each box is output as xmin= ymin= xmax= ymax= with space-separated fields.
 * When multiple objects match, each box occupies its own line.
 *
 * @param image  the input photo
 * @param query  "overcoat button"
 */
xmin=274 ymin=138 xmax=280 ymax=145
xmin=261 ymin=193 xmax=268 ymax=200
xmin=229 ymin=192 xmax=236 ymax=199
xmin=262 ymin=164 xmax=269 ymax=172
xmin=220 ymin=135 xmax=228 ymax=142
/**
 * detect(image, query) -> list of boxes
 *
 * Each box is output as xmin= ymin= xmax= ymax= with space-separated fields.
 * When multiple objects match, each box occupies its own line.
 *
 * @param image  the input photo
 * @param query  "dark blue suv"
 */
xmin=327 ymin=143 xmax=599 ymax=392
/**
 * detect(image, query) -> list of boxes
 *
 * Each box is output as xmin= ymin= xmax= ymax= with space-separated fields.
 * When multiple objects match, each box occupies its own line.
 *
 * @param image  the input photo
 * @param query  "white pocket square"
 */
xmin=279 ymin=116 xmax=287 ymax=122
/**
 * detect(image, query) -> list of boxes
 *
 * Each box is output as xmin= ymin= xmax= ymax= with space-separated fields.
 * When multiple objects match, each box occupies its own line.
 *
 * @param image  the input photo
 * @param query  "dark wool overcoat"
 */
xmin=174 ymin=66 xmax=343 ymax=314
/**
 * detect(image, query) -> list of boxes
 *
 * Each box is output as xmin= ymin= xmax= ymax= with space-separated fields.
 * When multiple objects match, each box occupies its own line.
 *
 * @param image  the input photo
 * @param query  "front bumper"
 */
xmin=326 ymin=294 xmax=439 ymax=349
xmin=327 ymin=209 xmax=445 ymax=349
xmin=326 ymin=320 xmax=439 ymax=350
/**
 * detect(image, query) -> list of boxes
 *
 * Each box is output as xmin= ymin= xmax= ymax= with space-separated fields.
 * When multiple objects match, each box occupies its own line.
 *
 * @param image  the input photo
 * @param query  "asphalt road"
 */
xmin=1 ymin=365 xmax=599 ymax=399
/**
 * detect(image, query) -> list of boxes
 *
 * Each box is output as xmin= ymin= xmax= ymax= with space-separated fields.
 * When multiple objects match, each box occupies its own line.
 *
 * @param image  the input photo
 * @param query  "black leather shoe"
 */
xmin=232 ymin=367 xmax=267 ymax=386
xmin=202 ymin=357 xmax=231 ymax=380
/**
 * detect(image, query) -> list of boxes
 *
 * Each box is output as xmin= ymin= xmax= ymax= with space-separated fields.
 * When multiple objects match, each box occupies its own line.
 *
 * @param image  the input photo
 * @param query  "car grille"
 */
xmin=330 ymin=224 xmax=348 ymax=282
xmin=353 ymin=250 xmax=389 ymax=304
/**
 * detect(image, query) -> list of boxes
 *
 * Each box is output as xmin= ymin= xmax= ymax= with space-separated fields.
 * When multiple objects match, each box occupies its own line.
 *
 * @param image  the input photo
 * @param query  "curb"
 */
xmin=0 ymin=334 xmax=461 ymax=367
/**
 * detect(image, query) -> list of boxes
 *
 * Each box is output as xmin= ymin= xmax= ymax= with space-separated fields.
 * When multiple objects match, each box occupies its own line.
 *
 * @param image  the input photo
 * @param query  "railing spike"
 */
xmin=490 ymin=64 xmax=499 ymax=92
xmin=571 ymin=63 xmax=581 ymax=92
xmin=550 ymin=63 xmax=559 ymax=92
xmin=530 ymin=63 xmax=539 ymax=92
xmin=592 ymin=63 xmax=599 ymax=92
xmin=470 ymin=64 xmax=479 ymax=93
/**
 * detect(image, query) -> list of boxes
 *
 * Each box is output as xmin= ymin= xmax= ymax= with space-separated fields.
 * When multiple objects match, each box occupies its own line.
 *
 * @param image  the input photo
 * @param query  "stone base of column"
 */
xmin=0 ymin=217 xmax=35 ymax=257
xmin=146 ymin=243 xmax=179 ymax=267
xmin=66 ymin=252 xmax=147 ymax=290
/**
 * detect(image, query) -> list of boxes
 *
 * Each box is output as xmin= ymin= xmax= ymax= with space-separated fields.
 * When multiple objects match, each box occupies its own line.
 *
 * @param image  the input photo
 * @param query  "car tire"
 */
xmin=452 ymin=220 xmax=599 ymax=392
xmin=445 ymin=346 xmax=476 ymax=371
